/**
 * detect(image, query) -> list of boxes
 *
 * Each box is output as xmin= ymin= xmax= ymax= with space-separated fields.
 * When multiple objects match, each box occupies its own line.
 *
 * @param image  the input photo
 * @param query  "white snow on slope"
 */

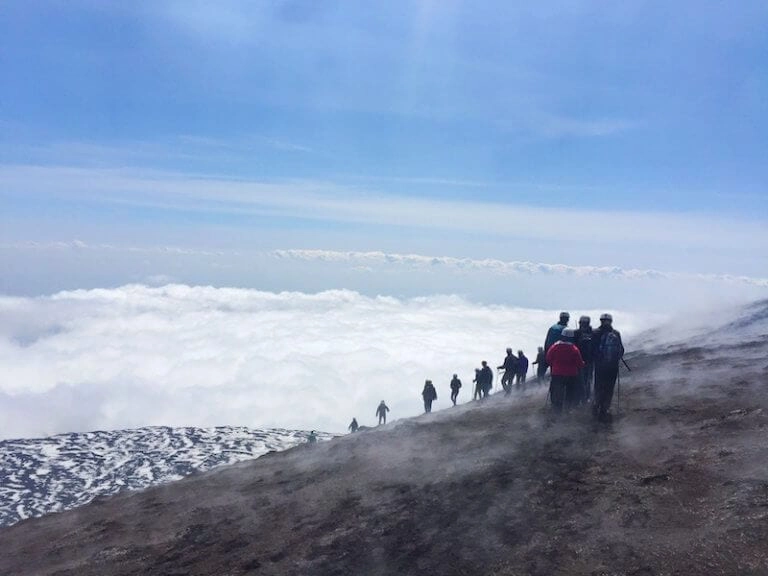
xmin=0 ymin=426 xmax=333 ymax=527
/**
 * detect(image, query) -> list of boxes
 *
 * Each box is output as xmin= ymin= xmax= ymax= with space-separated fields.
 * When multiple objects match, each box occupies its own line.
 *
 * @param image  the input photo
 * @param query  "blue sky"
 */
xmin=1 ymin=0 xmax=767 ymax=299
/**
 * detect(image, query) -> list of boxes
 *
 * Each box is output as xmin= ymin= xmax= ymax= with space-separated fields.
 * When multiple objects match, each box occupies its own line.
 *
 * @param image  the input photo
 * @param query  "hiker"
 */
xmin=472 ymin=368 xmax=483 ymax=400
xmin=497 ymin=348 xmax=519 ymax=395
xmin=575 ymin=315 xmax=594 ymax=404
xmin=308 ymin=430 xmax=318 ymax=443
xmin=479 ymin=360 xmax=494 ymax=398
xmin=422 ymin=379 xmax=437 ymax=413
xmin=532 ymin=346 xmax=547 ymax=385
xmin=592 ymin=313 xmax=625 ymax=423
xmin=545 ymin=312 xmax=570 ymax=353
xmin=376 ymin=400 xmax=390 ymax=425
xmin=450 ymin=374 xmax=462 ymax=406
xmin=516 ymin=350 xmax=529 ymax=389
xmin=545 ymin=328 xmax=585 ymax=413
xmin=348 ymin=418 xmax=359 ymax=433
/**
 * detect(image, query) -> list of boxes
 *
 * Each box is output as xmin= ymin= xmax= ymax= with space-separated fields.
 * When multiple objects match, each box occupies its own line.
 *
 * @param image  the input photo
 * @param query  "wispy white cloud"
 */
xmin=272 ymin=249 xmax=768 ymax=288
xmin=2 ymin=164 xmax=766 ymax=258
xmin=0 ymin=284 xmax=646 ymax=439
xmin=6 ymin=240 xmax=767 ymax=289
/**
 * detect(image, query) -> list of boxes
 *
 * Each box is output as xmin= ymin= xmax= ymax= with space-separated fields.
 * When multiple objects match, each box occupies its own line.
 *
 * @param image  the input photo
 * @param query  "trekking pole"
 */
xmin=622 ymin=358 xmax=632 ymax=372
xmin=617 ymin=371 xmax=621 ymax=415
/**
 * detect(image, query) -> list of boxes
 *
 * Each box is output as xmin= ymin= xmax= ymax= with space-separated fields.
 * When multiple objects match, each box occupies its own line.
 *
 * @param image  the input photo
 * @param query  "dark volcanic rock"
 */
xmin=1 ymin=320 xmax=768 ymax=575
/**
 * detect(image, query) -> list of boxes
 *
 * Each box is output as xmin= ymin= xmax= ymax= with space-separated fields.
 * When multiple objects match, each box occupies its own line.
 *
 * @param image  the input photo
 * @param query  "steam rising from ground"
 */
xmin=0 ymin=285 xmax=646 ymax=440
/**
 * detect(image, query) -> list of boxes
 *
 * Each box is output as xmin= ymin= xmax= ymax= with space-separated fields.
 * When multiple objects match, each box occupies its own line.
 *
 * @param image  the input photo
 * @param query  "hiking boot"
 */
xmin=598 ymin=411 xmax=613 ymax=423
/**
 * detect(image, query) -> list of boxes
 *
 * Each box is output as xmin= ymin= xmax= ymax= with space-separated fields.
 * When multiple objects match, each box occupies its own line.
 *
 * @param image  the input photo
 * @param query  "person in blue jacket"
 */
xmin=545 ymin=312 xmax=570 ymax=353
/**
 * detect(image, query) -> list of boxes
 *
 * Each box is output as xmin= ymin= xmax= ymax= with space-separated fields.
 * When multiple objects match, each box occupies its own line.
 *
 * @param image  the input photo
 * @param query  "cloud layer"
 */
xmin=0 ymin=284 xmax=644 ymax=440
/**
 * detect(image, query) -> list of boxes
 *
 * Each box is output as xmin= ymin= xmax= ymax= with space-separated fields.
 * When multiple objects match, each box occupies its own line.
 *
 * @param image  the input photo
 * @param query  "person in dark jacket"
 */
xmin=348 ymin=418 xmax=359 ymax=433
xmin=545 ymin=328 xmax=585 ymax=413
xmin=498 ymin=348 xmax=519 ymax=395
xmin=376 ymin=400 xmax=390 ymax=425
xmin=479 ymin=361 xmax=494 ymax=398
xmin=516 ymin=350 xmax=529 ymax=389
xmin=592 ymin=313 xmax=625 ymax=423
xmin=449 ymin=374 xmax=462 ymax=406
xmin=472 ymin=368 xmax=482 ymax=400
xmin=532 ymin=346 xmax=547 ymax=385
xmin=574 ymin=315 xmax=594 ymax=404
xmin=422 ymin=380 xmax=437 ymax=413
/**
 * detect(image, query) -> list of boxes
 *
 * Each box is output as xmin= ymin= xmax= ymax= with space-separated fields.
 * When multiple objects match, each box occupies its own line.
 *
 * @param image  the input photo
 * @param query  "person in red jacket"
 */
xmin=545 ymin=328 xmax=585 ymax=413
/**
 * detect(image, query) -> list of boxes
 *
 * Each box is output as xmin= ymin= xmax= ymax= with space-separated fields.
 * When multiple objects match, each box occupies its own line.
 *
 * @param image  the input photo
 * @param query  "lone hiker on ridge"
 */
xmin=498 ymin=348 xmax=519 ymax=395
xmin=376 ymin=400 xmax=390 ymax=425
xmin=348 ymin=418 xmax=359 ymax=433
xmin=592 ymin=313 xmax=625 ymax=423
xmin=422 ymin=379 xmax=437 ymax=413
xmin=450 ymin=374 xmax=462 ymax=406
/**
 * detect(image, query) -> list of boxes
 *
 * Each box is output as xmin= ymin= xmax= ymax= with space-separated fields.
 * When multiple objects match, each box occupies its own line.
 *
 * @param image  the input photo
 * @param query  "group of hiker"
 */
xmin=344 ymin=311 xmax=626 ymax=434
xmin=543 ymin=311 xmax=626 ymax=422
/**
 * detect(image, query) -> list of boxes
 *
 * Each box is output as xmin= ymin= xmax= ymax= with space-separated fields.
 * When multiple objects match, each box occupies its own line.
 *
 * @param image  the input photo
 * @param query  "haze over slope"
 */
xmin=1 ymin=300 xmax=766 ymax=575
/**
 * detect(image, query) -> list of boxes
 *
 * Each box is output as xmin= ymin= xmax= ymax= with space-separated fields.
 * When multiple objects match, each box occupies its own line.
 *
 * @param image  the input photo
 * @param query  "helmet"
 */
xmin=579 ymin=315 xmax=590 ymax=324
xmin=561 ymin=328 xmax=576 ymax=340
xmin=506 ymin=347 xmax=512 ymax=353
xmin=559 ymin=311 xmax=570 ymax=320
xmin=600 ymin=313 xmax=613 ymax=322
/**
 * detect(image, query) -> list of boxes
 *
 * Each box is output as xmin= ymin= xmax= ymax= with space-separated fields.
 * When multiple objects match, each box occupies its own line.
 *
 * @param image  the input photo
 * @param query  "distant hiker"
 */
xmin=532 ymin=346 xmax=547 ymax=385
xmin=472 ymin=369 xmax=483 ymax=400
xmin=497 ymin=348 xmax=519 ymax=395
xmin=308 ymin=430 xmax=318 ymax=443
xmin=348 ymin=418 xmax=359 ymax=433
xmin=450 ymin=374 xmax=462 ymax=406
xmin=422 ymin=379 xmax=438 ymax=413
xmin=376 ymin=400 xmax=390 ymax=425
xmin=516 ymin=350 xmax=529 ymax=389
xmin=545 ymin=328 xmax=585 ymax=413
xmin=592 ymin=313 xmax=625 ymax=423
xmin=545 ymin=312 xmax=570 ymax=353
xmin=575 ymin=315 xmax=594 ymax=404
xmin=479 ymin=361 xmax=494 ymax=398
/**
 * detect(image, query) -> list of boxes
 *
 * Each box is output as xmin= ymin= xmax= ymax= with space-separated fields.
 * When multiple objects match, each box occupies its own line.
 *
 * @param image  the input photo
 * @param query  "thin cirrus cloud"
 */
xmin=272 ymin=249 xmax=768 ymax=288
xmin=0 ymin=284 xmax=646 ymax=440
xmin=2 ymin=164 xmax=766 ymax=256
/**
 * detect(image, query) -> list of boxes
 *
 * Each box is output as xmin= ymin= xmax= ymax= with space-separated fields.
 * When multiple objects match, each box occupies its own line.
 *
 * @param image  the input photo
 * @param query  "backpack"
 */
xmin=598 ymin=330 xmax=622 ymax=366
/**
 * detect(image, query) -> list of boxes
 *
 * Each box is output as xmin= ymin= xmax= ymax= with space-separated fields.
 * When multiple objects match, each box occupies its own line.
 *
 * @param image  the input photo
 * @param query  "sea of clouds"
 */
xmin=0 ymin=284 xmax=647 ymax=440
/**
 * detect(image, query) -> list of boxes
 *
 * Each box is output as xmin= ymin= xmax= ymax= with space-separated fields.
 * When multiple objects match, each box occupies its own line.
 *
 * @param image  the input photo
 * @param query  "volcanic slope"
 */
xmin=2 ymin=303 xmax=768 ymax=575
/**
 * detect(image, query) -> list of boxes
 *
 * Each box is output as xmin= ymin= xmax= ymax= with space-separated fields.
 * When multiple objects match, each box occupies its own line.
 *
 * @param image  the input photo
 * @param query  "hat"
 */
xmin=561 ymin=328 xmax=576 ymax=340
